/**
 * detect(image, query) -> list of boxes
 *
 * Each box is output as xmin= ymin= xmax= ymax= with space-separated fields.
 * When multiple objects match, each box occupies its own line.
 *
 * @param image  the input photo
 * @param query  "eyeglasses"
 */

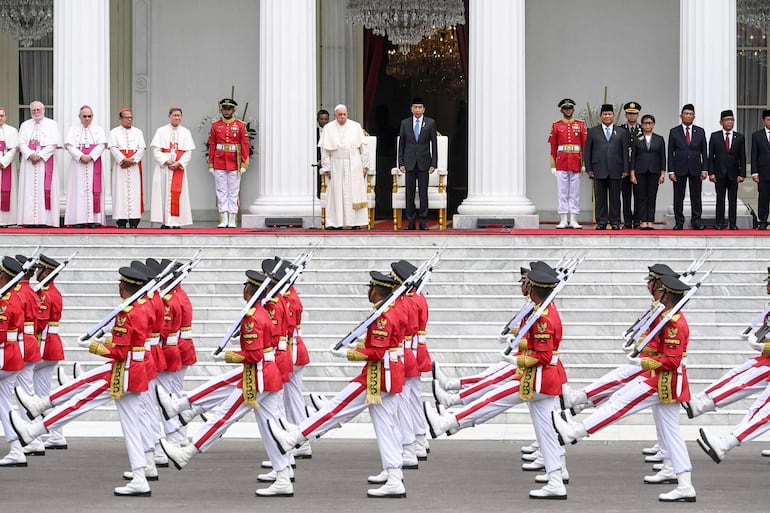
xmin=642 ymin=121 xmax=654 ymax=124
xmin=81 ymin=115 xmax=92 ymax=118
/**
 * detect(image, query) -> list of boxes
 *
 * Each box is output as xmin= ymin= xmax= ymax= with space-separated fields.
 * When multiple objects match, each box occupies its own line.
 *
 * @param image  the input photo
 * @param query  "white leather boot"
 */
xmin=644 ymin=458 xmax=677 ymax=484
xmin=257 ymin=465 xmax=295 ymax=483
xmin=529 ymin=470 xmax=567 ymax=499
xmin=267 ymin=418 xmax=305 ymax=454
xmin=368 ymin=467 xmax=403 ymax=484
xmin=367 ymin=468 xmax=406 ymax=498
xmin=156 ymin=385 xmax=190 ymax=419
xmin=22 ymin=438 xmax=45 ymax=456
xmin=568 ymin=214 xmax=582 ymax=229
xmin=683 ymin=392 xmax=716 ymax=419
xmin=432 ymin=379 xmax=461 ymax=408
xmin=255 ymin=467 xmax=294 ymax=497
xmin=160 ymin=438 xmax=198 ymax=470
xmin=415 ymin=433 xmax=428 ymax=460
xmin=227 ymin=212 xmax=237 ymax=228
xmin=15 ymin=386 xmax=52 ymax=419
xmin=536 ymin=455 xmax=569 ymax=484
xmin=401 ymin=442 xmax=419 ymax=470
xmin=122 ymin=451 xmax=159 ymax=482
xmin=697 ymin=429 xmax=739 ymax=464
xmin=0 ymin=440 xmax=27 ymax=467
xmin=521 ymin=440 xmax=540 ymax=454
xmin=293 ymin=441 xmax=312 ymax=459
xmin=432 ymin=362 xmax=460 ymax=390
xmin=179 ymin=404 xmax=205 ymax=426
xmin=551 ymin=410 xmax=588 ymax=445
xmin=424 ymin=401 xmax=460 ymax=438
xmin=114 ymin=468 xmax=151 ymax=497
xmin=641 ymin=443 xmax=660 ymax=455
xmin=658 ymin=471 xmax=696 ymax=502
xmin=44 ymin=428 xmax=67 ymax=449
xmin=217 ymin=212 xmax=227 ymax=228
xmin=556 ymin=214 xmax=568 ymax=229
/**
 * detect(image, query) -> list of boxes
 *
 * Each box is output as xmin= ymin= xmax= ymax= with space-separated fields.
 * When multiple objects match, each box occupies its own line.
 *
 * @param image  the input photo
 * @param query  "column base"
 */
xmin=452 ymin=214 xmax=540 ymax=229
xmin=242 ymin=214 xmax=323 ymax=229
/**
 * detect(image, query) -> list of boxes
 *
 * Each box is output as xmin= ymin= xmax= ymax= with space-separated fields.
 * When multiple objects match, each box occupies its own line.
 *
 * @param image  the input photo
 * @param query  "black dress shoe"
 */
xmin=623 ymin=224 xmax=632 ymax=229
xmin=595 ymin=224 xmax=606 ymax=230
xmin=326 ymin=226 xmax=341 ymax=230
xmin=673 ymin=224 xmax=683 ymax=230
xmin=759 ymin=224 xmax=768 ymax=231
xmin=405 ymin=224 xmax=416 ymax=231
xmin=692 ymin=225 xmax=704 ymax=230
xmin=160 ymin=225 xmax=170 ymax=229
xmin=729 ymin=225 xmax=739 ymax=230
xmin=632 ymin=223 xmax=640 ymax=229
xmin=419 ymin=223 xmax=428 ymax=231
xmin=611 ymin=225 xmax=620 ymax=230
xmin=714 ymin=225 xmax=723 ymax=231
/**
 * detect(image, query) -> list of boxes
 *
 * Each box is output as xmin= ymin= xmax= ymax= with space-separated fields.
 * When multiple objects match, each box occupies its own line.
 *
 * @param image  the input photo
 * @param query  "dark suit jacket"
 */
xmin=751 ymin=128 xmax=770 ymax=182
xmin=398 ymin=116 xmax=438 ymax=171
xmin=668 ymin=124 xmax=708 ymax=177
xmin=631 ymin=133 xmax=666 ymax=175
xmin=709 ymin=130 xmax=746 ymax=181
xmin=583 ymin=124 xmax=630 ymax=180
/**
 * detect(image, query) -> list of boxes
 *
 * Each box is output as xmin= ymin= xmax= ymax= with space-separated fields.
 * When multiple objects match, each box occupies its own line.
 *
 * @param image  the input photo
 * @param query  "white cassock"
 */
xmin=319 ymin=119 xmax=369 ymax=228
xmin=150 ymin=124 xmax=195 ymax=227
xmin=0 ymin=124 xmax=19 ymax=226
xmin=109 ymin=126 xmax=146 ymax=221
xmin=63 ymin=123 xmax=108 ymax=226
xmin=17 ymin=117 xmax=61 ymax=226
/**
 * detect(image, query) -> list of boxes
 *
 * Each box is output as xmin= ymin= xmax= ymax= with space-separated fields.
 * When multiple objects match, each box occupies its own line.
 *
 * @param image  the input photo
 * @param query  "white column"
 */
xmin=670 ymin=0 xmax=738 ymax=225
xmin=453 ymin=0 xmax=537 ymax=229
xmin=54 ymin=0 xmax=111 ymax=215
xmin=319 ymin=0 xmax=358 ymax=114
xmin=244 ymin=0 xmax=317 ymax=227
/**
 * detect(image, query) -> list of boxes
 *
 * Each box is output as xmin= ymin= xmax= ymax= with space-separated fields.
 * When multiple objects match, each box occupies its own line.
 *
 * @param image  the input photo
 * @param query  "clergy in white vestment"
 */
xmin=150 ymin=107 xmax=195 ymax=228
xmin=0 ymin=107 xmax=19 ymax=227
xmin=63 ymin=106 xmax=108 ymax=227
xmin=17 ymin=101 xmax=61 ymax=227
xmin=108 ymin=108 xmax=146 ymax=228
xmin=318 ymin=104 xmax=369 ymax=229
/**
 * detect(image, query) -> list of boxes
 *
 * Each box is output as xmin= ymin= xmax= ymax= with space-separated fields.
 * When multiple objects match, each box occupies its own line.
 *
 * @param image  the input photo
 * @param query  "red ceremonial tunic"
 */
xmin=641 ymin=310 xmax=690 ymax=403
xmin=0 ymin=289 xmax=25 ymax=371
xmin=225 ymin=304 xmax=282 ymax=393
xmin=175 ymin=286 xmax=197 ymax=366
xmin=160 ymin=291 xmax=182 ymax=372
xmin=15 ymin=281 xmax=41 ymax=363
xmin=549 ymin=118 xmax=587 ymax=172
xmin=265 ymin=296 xmax=293 ymax=382
xmin=96 ymin=304 xmax=149 ymax=393
xmin=518 ymin=303 xmax=563 ymax=397
xmin=147 ymin=291 xmax=166 ymax=375
xmin=284 ymin=287 xmax=310 ymax=366
xmin=36 ymin=282 xmax=64 ymax=361
xmin=349 ymin=302 xmax=405 ymax=395
xmin=207 ymin=118 xmax=250 ymax=171
xmin=411 ymin=291 xmax=432 ymax=373
xmin=134 ymin=297 xmax=156 ymax=381
xmin=395 ymin=295 xmax=419 ymax=378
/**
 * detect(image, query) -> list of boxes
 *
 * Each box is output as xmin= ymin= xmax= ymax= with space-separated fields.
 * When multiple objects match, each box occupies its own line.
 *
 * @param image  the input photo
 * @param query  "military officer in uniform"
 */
xmin=208 ymin=98 xmax=250 ymax=228
xmin=549 ymin=98 xmax=587 ymax=229
xmin=620 ymin=102 xmax=642 ymax=228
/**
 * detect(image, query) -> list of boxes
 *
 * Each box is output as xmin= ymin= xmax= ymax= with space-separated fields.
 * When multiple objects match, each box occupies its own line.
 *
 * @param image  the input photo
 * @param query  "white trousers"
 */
xmin=583 ymin=364 xmax=645 ymax=407
xmin=156 ymin=371 xmax=183 ymax=435
xmin=299 ymin=382 xmax=402 ymax=470
xmin=283 ymin=366 xmax=307 ymax=425
xmin=0 ymin=370 xmax=20 ymax=442
xmin=17 ymin=362 xmax=35 ymax=396
xmin=187 ymin=368 xmax=243 ymax=411
xmin=704 ymin=356 xmax=770 ymax=408
xmin=49 ymin=363 xmax=111 ymax=405
xmin=732 ymin=383 xmax=770 ymax=442
xmin=458 ymin=363 xmax=517 ymax=405
xmin=528 ymin=394 xmax=562 ymax=473
xmin=213 ymin=169 xmax=240 ymax=214
xmin=556 ymin=170 xmax=581 ymax=214
xmin=33 ymin=359 xmax=58 ymax=398
xmin=403 ymin=376 xmax=426 ymax=438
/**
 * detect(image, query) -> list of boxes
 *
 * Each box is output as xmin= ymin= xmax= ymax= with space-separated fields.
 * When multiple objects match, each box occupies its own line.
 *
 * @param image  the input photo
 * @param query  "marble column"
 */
xmin=319 ymin=0 xmax=358 ymax=116
xmin=666 ymin=0 xmax=743 ymax=227
xmin=54 ymin=0 xmax=111 ymax=216
xmin=453 ymin=0 xmax=537 ymax=229
xmin=244 ymin=0 xmax=317 ymax=228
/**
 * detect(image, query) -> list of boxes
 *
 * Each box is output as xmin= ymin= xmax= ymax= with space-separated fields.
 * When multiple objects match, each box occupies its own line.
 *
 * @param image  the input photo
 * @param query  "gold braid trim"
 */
xmin=762 ymin=342 xmax=770 ymax=356
xmin=109 ymin=360 xmax=126 ymax=400
xmin=657 ymin=370 xmax=675 ymax=404
xmin=641 ymin=358 xmax=662 ymax=371
xmin=519 ymin=367 xmax=536 ymax=401
xmin=225 ymin=352 xmax=245 ymax=364
xmin=242 ymin=363 xmax=260 ymax=408
xmin=517 ymin=354 xmax=539 ymax=369
xmin=89 ymin=341 xmax=110 ymax=356
xmin=347 ymin=349 xmax=368 ymax=361
xmin=517 ymin=339 xmax=527 ymax=352
xmin=352 ymin=201 xmax=368 ymax=210
xmin=365 ymin=361 xmax=382 ymax=404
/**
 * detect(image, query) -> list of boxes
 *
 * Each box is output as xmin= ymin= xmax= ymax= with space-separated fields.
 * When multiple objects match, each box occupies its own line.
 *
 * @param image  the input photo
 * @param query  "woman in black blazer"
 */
xmin=630 ymin=114 xmax=667 ymax=229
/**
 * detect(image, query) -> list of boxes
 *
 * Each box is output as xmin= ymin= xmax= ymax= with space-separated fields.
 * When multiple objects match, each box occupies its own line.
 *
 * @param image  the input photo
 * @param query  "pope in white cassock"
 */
xmin=64 ymin=106 xmax=108 ymax=227
xmin=109 ymin=108 xmax=146 ymax=229
xmin=150 ymin=107 xmax=195 ymax=228
xmin=318 ymin=104 xmax=369 ymax=229
xmin=17 ymin=101 xmax=61 ymax=227
xmin=0 ymin=108 xmax=19 ymax=227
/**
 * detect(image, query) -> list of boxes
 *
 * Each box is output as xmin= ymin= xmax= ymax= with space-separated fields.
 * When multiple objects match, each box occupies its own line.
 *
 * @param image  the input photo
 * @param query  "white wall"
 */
xmin=134 ymin=0 xmax=260 ymax=221
xmin=525 ymin=0 xmax=680 ymax=221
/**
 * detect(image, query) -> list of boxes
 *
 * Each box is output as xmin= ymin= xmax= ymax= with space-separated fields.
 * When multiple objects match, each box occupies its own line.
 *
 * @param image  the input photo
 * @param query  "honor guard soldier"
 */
xmin=549 ymin=98 xmax=587 ymax=229
xmin=208 ymin=98 xmax=250 ymax=228
xmin=0 ymin=257 xmax=26 ymax=466
xmin=620 ymin=102 xmax=642 ymax=228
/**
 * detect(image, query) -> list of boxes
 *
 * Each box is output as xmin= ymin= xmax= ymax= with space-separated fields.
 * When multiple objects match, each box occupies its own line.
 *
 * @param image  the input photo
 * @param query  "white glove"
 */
xmin=500 ymin=350 xmax=518 ymax=366
xmin=621 ymin=340 xmax=634 ymax=353
xmin=208 ymin=167 xmax=214 ymax=176
xmin=747 ymin=333 xmax=764 ymax=352
xmin=239 ymin=167 xmax=246 ymax=175
xmin=77 ymin=336 xmax=92 ymax=348
xmin=550 ymin=168 xmax=557 ymax=176
xmin=329 ymin=345 xmax=349 ymax=359
xmin=626 ymin=354 xmax=642 ymax=366
xmin=497 ymin=333 xmax=512 ymax=345
xmin=740 ymin=330 xmax=751 ymax=340
xmin=211 ymin=351 xmax=226 ymax=361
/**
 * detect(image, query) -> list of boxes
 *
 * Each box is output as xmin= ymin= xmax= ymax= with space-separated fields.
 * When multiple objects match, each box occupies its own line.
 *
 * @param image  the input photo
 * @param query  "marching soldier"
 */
xmin=549 ymin=98 xmax=587 ymax=229
xmin=0 ymin=257 xmax=26 ymax=466
xmin=620 ymin=102 xmax=642 ymax=228
xmin=208 ymin=98 xmax=250 ymax=228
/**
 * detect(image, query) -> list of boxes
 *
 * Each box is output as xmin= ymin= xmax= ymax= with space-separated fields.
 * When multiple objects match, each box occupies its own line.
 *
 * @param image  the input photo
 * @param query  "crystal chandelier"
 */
xmin=346 ymin=0 xmax=465 ymax=54
xmin=386 ymin=26 xmax=465 ymax=96
xmin=0 ymin=0 xmax=53 ymax=47
xmin=737 ymin=0 xmax=770 ymax=30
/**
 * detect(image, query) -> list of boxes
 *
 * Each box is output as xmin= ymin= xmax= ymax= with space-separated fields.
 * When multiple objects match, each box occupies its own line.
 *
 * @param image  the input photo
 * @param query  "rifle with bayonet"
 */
xmin=333 ymin=244 xmax=445 ymax=351
xmin=159 ymin=250 xmax=204 ymax=297
xmin=33 ymin=251 xmax=78 ymax=293
xmin=0 ymin=246 xmax=40 ymax=297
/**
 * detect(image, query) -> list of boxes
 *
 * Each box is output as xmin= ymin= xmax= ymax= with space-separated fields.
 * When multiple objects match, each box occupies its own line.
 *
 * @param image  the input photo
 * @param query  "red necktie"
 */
xmin=685 ymin=126 xmax=691 ymax=145
xmin=725 ymin=132 xmax=730 ymax=152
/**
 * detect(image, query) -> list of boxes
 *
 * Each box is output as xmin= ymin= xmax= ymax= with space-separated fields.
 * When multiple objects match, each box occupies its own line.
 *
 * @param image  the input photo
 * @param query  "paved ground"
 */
xmin=4 ymin=437 xmax=770 ymax=512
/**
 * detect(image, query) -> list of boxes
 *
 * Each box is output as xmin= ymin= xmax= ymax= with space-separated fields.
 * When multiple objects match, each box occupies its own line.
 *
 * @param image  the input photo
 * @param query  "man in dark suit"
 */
xmin=584 ymin=104 xmax=630 ymax=230
xmin=397 ymin=97 xmax=438 ymax=230
xmin=708 ymin=109 xmax=746 ymax=230
xmin=751 ymin=109 xmax=770 ymax=230
xmin=668 ymin=104 xmax=709 ymax=230
xmin=619 ymin=101 xmax=642 ymax=228
xmin=315 ymin=109 xmax=329 ymax=199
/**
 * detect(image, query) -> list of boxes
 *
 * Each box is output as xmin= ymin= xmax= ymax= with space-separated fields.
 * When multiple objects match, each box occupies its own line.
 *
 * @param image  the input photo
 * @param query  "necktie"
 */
xmin=605 ymin=126 xmax=611 ymax=142
xmin=646 ymin=137 xmax=650 ymax=150
xmin=414 ymin=119 xmax=420 ymax=141
xmin=725 ymin=132 xmax=730 ymax=152
xmin=685 ymin=126 xmax=691 ymax=145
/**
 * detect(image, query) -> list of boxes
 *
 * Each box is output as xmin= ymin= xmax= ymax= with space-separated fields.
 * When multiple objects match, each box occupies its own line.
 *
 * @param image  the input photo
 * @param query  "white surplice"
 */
xmin=63 ymin=123 xmax=108 ymax=225
xmin=0 ymin=124 xmax=19 ymax=226
xmin=17 ymin=117 xmax=61 ymax=226
xmin=149 ymin=124 xmax=195 ymax=227
xmin=108 ymin=125 xmax=146 ymax=221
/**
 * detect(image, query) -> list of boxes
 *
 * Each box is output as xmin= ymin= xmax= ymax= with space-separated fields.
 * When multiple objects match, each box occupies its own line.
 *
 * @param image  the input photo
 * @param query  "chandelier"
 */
xmin=0 ymin=0 xmax=53 ymax=48
xmin=386 ymin=26 xmax=465 ymax=96
xmin=737 ymin=0 xmax=770 ymax=30
xmin=347 ymin=0 xmax=464 ymax=54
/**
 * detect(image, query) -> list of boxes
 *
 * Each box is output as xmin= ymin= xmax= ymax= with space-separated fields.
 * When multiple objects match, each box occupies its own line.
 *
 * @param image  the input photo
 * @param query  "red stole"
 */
xmin=119 ymin=149 xmax=144 ymax=213
xmin=0 ymin=141 xmax=10 ymax=212
xmin=80 ymin=144 xmax=103 ymax=213
xmin=161 ymin=144 xmax=185 ymax=216
xmin=29 ymin=140 xmax=55 ymax=210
